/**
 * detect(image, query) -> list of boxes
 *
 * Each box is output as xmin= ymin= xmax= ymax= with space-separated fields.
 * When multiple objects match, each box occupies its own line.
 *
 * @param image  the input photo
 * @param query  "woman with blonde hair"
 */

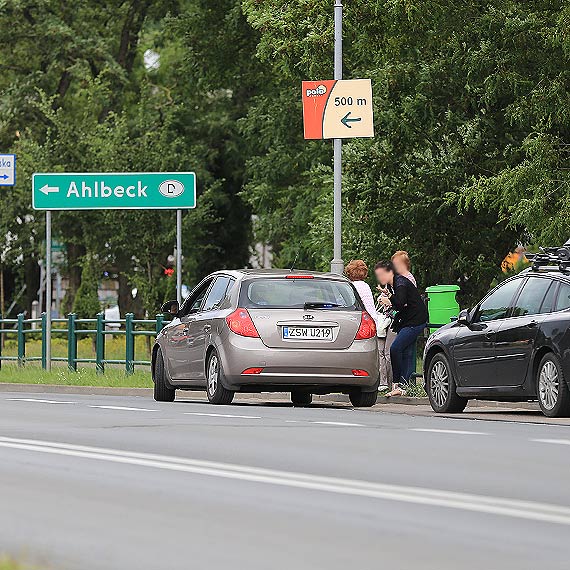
xmin=391 ymin=250 xmax=416 ymax=286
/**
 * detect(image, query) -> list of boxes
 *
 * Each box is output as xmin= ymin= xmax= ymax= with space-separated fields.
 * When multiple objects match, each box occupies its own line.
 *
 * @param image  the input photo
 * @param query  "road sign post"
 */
xmin=332 ymin=0 xmax=343 ymax=276
xmin=0 ymin=154 xmax=16 ymax=186
xmin=33 ymin=172 xmax=196 ymax=371
xmin=301 ymin=2 xmax=374 ymax=274
xmin=176 ymin=209 xmax=182 ymax=306
xmin=45 ymin=210 xmax=52 ymax=371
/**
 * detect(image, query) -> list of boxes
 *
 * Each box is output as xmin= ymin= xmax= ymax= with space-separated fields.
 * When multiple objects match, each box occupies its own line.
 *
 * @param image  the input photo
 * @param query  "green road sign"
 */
xmin=32 ymin=172 xmax=196 ymax=211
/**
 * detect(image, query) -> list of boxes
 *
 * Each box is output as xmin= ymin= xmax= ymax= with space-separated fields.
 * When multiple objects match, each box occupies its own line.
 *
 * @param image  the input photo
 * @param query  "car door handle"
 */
xmin=203 ymin=325 xmax=211 ymax=333
xmin=527 ymin=320 xmax=538 ymax=328
xmin=485 ymin=332 xmax=495 ymax=340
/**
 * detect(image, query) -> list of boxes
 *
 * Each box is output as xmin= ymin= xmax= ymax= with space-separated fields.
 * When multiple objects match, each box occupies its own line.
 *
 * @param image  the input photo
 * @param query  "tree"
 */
xmin=454 ymin=2 xmax=570 ymax=248
xmin=0 ymin=0 xmax=254 ymax=316
xmin=72 ymin=256 xmax=101 ymax=319
xmin=242 ymin=1 xmax=529 ymax=303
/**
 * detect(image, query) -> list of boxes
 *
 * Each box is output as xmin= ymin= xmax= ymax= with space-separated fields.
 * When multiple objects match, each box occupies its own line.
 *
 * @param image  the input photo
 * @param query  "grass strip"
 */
xmin=0 ymin=365 xmax=152 ymax=389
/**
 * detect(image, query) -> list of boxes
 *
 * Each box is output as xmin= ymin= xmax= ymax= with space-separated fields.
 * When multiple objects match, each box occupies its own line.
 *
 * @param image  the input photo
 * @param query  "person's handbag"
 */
xmin=376 ymin=312 xmax=392 ymax=338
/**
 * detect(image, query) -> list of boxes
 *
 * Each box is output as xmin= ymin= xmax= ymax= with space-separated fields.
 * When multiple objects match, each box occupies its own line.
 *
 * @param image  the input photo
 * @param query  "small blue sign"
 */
xmin=0 ymin=154 xmax=15 ymax=186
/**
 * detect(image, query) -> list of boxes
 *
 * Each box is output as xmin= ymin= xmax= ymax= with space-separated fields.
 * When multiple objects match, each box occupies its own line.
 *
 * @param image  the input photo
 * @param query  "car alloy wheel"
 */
xmin=426 ymin=353 xmax=467 ymax=413
xmin=539 ymin=360 xmax=559 ymax=411
xmin=430 ymin=360 xmax=449 ymax=408
xmin=207 ymin=353 xmax=220 ymax=397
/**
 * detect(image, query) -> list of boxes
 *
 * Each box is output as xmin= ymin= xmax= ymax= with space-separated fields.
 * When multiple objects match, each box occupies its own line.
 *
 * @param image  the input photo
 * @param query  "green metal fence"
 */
xmin=0 ymin=312 xmax=169 ymax=374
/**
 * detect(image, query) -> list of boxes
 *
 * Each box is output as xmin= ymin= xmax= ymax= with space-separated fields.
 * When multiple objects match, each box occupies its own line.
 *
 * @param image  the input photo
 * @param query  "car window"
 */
xmin=180 ymin=280 xmax=212 ymax=316
xmin=512 ymin=278 xmax=552 ymax=317
xmin=202 ymin=276 xmax=232 ymax=311
xmin=555 ymin=282 xmax=570 ymax=312
xmin=239 ymin=278 xmax=359 ymax=309
xmin=539 ymin=281 xmax=558 ymax=314
xmin=478 ymin=278 xmax=522 ymax=322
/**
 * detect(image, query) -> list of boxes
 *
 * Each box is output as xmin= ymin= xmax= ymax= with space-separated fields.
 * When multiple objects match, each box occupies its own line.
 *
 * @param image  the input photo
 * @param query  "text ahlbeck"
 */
xmin=67 ymin=180 xmax=148 ymax=199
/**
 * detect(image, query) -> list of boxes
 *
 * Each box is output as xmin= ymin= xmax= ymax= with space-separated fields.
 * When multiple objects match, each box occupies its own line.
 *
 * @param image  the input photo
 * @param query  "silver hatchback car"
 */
xmin=152 ymin=269 xmax=380 ymax=406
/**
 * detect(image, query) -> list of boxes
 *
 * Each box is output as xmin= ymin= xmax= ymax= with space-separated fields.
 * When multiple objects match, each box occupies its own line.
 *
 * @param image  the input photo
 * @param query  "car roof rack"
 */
xmin=526 ymin=241 xmax=570 ymax=274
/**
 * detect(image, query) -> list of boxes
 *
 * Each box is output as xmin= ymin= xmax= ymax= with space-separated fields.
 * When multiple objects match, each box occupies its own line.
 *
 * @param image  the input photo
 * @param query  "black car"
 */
xmin=424 ymin=246 xmax=570 ymax=418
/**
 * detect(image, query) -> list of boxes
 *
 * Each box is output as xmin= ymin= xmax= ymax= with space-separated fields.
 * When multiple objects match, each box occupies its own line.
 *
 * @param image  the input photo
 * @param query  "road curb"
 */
xmin=0 ymin=383 xmax=425 ymax=404
xmin=0 ymin=383 xmax=154 ymax=397
xmin=0 ymin=382 xmax=539 ymax=410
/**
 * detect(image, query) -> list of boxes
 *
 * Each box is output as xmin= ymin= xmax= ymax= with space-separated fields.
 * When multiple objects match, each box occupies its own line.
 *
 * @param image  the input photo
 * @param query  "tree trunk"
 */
xmin=23 ymin=258 xmax=40 ymax=316
xmin=117 ymin=272 xmax=134 ymax=317
xmin=62 ymin=242 xmax=85 ymax=314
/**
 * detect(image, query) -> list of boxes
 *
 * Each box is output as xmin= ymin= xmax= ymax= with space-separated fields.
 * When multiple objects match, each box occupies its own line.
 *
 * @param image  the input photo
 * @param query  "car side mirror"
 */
xmin=457 ymin=308 xmax=471 ymax=326
xmin=161 ymin=300 xmax=180 ymax=317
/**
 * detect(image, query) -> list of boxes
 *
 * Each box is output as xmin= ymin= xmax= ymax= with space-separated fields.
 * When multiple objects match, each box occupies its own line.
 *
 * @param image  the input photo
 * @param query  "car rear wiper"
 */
xmin=304 ymin=302 xmax=339 ymax=310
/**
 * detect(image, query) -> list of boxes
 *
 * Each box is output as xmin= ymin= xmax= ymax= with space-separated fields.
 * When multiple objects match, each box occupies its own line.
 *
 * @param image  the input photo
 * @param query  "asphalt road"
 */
xmin=1 ymin=391 xmax=570 ymax=569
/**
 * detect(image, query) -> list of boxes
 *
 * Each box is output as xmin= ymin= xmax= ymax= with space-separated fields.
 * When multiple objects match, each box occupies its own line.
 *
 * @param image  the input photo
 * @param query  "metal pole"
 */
xmin=176 ymin=209 xmax=182 ymax=305
xmin=330 ymin=0 xmax=344 ymax=275
xmin=45 ymin=210 xmax=52 ymax=371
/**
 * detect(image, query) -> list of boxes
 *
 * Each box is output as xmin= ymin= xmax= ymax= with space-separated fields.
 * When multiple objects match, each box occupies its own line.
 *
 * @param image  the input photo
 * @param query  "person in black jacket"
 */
xmin=375 ymin=260 xmax=428 ymax=396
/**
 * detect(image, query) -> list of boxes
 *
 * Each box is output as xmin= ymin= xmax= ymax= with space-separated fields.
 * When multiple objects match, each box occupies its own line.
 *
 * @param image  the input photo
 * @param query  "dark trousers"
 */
xmin=390 ymin=324 xmax=426 ymax=385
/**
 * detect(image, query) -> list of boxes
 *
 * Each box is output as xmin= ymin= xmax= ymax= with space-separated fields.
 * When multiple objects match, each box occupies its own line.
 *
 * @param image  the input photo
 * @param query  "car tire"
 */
xmin=291 ymin=391 xmax=312 ymax=406
xmin=153 ymin=349 xmax=175 ymax=402
xmin=426 ymin=352 xmax=467 ymax=413
xmin=206 ymin=350 xmax=234 ymax=405
xmin=349 ymin=390 xmax=378 ymax=407
xmin=537 ymin=353 xmax=570 ymax=418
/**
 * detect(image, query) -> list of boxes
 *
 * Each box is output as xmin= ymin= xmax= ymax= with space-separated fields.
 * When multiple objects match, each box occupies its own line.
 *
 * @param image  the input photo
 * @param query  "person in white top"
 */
xmin=345 ymin=260 xmax=388 ymax=391
xmin=344 ymin=260 xmax=379 ymax=325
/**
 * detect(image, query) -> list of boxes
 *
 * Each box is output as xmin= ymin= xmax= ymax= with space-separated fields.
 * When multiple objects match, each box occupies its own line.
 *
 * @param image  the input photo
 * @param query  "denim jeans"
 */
xmin=390 ymin=324 xmax=426 ymax=385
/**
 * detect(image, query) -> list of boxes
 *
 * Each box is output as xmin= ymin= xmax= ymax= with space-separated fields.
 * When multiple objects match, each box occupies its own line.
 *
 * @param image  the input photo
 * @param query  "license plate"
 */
xmin=282 ymin=326 xmax=334 ymax=341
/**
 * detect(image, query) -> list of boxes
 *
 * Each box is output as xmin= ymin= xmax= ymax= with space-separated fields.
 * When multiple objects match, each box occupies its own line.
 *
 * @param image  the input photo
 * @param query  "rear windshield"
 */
xmin=239 ymin=278 xmax=361 ymax=310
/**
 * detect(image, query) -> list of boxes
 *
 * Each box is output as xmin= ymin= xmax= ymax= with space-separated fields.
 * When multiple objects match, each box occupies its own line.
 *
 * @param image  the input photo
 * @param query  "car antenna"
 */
xmin=290 ymin=251 xmax=300 ymax=272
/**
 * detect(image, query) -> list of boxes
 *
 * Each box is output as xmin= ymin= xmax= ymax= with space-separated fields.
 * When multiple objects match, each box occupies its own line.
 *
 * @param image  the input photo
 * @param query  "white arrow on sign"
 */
xmin=39 ymin=184 xmax=60 ymax=195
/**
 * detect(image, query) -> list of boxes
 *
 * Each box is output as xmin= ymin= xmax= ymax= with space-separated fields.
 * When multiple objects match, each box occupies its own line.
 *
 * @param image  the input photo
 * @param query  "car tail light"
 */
xmin=355 ymin=311 xmax=377 ymax=340
xmin=285 ymin=274 xmax=314 ymax=279
xmin=226 ymin=308 xmax=260 ymax=338
xmin=242 ymin=367 xmax=264 ymax=375
xmin=352 ymin=369 xmax=369 ymax=377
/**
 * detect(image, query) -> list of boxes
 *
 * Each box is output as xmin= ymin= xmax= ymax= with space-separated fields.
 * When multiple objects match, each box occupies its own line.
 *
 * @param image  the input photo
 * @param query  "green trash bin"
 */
xmin=425 ymin=285 xmax=460 ymax=334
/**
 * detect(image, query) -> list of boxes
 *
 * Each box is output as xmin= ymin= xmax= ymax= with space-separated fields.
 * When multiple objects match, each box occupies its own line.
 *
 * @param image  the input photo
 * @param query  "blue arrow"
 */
xmin=0 ymin=174 xmax=8 ymax=180
xmin=341 ymin=112 xmax=362 ymax=128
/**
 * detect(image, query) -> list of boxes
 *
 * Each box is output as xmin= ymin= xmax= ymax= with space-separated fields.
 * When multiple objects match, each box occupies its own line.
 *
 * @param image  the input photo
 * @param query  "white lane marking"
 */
xmin=532 ymin=439 xmax=570 ymax=446
xmin=411 ymin=428 xmax=488 ymax=436
xmin=5 ymin=398 xmax=76 ymax=405
xmin=0 ymin=436 xmax=569 ymax=526
xmin=89 ymin=405 xmax=158 ymax=412
xmin=312 ymin=421 xmax=364 ymax=427
xmin=184 ymin=412 xmax=261 ymax=420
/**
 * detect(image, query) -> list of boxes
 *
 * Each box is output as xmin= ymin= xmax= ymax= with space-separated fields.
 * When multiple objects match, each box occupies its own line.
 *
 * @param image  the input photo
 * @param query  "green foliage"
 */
xmin=0 ymin=0 xmax=252 ymax=317
xmin=452 ymin=2 xmax=570 ymax=249
xmin=2 ymin=0 xmax=569 ymax=314
xmin=240 ymin=0 xmax=570 ymax=303
xmin=72 ymin=257 xmax=101 ymax=318
xmin=0 ymin=558 xmax=30 ymax=570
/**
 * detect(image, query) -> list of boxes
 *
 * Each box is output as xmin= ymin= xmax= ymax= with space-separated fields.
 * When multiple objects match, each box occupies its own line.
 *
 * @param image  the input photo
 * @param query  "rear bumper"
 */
xmin=216 ymin=333 xmax=379 ymax=392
